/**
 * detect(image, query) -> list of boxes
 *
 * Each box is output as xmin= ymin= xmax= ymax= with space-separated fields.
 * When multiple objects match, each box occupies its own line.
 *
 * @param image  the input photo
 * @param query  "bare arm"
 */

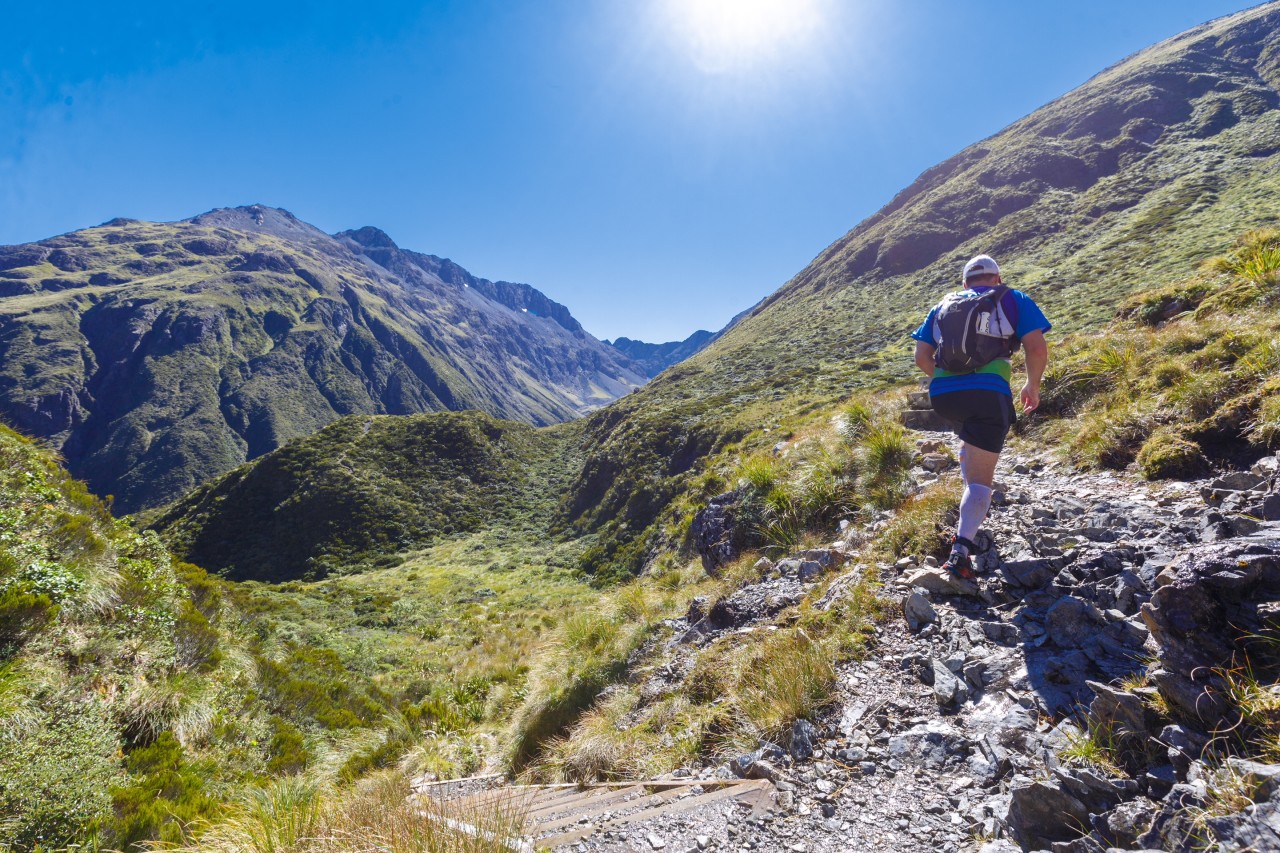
xmin=914 ymin=341 xmax=936 ymax=378
xmin=1020 ymin=329 xmax=1048 ymax=412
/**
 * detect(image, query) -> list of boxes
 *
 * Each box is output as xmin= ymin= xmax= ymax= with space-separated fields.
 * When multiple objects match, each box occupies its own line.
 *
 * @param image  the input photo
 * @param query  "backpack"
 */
xmin=932 ymin=285 xmax=1020 ymax=373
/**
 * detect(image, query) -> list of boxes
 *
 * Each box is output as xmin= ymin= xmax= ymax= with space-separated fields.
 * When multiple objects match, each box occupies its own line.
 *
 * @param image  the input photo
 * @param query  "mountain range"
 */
xmin=0 ymin=206 xmax=651 ymax=512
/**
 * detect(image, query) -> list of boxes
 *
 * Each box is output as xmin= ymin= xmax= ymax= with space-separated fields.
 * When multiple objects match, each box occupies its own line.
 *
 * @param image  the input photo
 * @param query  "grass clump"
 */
xmin=1136 ymin=428 xmax=1208 ymax=480
xmin=1059 ymin=719 xmax=1126 ymax=778
xmin=736 ymin=630 xmax=836 ymax=737
xmin=873 ymin=479 xmax=959 ymax=562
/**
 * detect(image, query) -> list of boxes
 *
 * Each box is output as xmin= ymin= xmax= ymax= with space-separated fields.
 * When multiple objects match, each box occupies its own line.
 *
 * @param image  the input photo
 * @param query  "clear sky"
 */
xmin=0 ymin=0 xmax=1260 ymax=342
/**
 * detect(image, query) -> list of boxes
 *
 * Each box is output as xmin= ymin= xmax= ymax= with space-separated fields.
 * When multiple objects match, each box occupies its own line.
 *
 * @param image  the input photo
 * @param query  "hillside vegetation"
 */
xmin=153 ymin=5 xmax=1280 ymax=589
xmin=0 ymin=206 xmax=642 ymax=513
xmin=550 ymin=0 xmax=1280 ymax=576
xmin=152 ymin=410 xmax=583 ymax=581
xmin=0 ymin=424 xmax=595 ymax=851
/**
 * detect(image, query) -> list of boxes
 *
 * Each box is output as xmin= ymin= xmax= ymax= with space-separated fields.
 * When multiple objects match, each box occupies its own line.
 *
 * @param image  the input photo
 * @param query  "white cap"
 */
xmin=963 ymin=254 xmax=1000 ymax=281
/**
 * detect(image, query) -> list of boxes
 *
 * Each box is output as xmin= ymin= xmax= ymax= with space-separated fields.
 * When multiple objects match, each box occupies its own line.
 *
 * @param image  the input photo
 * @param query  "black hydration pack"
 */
xmin=932 ymin=285 xmax=1019 ymax=373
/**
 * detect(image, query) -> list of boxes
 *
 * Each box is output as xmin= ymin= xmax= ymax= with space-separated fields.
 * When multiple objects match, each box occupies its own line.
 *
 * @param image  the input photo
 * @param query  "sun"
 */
xmin=660 ymin=0 xmax=825 ymax=75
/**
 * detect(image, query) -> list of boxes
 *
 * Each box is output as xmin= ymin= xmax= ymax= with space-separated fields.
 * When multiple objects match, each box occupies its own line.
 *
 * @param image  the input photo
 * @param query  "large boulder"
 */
xmin=1140 ymin=534 xmax=1280 ymax=726
xmin=691 ymin=491 xmax=743 ymax=575
xmin=1006 ymin=780 xmax=1092 ymax=849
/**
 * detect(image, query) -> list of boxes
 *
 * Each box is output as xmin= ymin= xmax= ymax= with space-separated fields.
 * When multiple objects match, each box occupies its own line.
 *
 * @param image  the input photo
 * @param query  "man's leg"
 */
xmin=955 ymin=442 xmax=999 ymax=553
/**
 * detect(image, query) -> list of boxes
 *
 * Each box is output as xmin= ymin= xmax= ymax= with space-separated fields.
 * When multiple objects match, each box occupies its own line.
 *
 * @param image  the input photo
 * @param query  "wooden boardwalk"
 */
xmin=412 ymin=775 xmax=776 ymax=850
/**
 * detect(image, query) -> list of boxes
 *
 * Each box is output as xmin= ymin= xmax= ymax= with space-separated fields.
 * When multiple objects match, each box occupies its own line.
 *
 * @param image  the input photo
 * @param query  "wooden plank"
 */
xmin=531 ymin=786 xmax=679 ymax=833
xmin=445 ymin=788 xmax=539 ymax=813
xmin=536 ymin=781 xmax=774 ymax=848
xmin=523 ymin=784 xmax=651 ymax=821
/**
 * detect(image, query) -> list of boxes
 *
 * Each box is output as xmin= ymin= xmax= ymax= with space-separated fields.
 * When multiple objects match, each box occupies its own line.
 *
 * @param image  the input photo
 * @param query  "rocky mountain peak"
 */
xmin=185 ymin=204 xmax=328 ymax=241
xmin=336 ymin=225 xmax=399 ymax=250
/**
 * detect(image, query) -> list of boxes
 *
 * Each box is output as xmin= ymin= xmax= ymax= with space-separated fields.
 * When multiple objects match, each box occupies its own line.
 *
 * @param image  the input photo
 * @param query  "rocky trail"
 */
xmin=417 ymin=432 xmax=1280 ymax=853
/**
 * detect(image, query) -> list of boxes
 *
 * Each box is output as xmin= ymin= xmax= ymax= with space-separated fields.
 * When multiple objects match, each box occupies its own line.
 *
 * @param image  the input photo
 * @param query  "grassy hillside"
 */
xmin=152 ymin=410 xmax=582 ymax=581
xmin=0 ymin=206 xmax=642 ymax=513
xmin=552 ymin=1 xmax=1280 ymax=576
xmin=0 ymin=423 xmax=599 ymax=850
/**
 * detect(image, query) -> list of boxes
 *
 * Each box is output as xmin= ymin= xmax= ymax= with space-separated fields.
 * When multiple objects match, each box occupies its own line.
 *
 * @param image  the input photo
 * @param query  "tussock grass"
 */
xmin=736 ymin=630 xmax=836 ymax=738
xmin=1029 ymin=232 xmax=1280 ymax=475
xmin=1059 ymin=720 xmax=1126 ymax=778
xmin=158 ymin=772 xmax=526 ymax=853
xmin=873 ymin=478 xmax=960 ymax=562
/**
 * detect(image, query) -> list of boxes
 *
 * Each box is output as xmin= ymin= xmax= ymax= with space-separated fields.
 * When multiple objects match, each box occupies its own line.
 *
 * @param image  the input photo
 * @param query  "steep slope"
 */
xmin=606 ymin=329 xmax=718 ymax=378
xmin=651 ymin=2 xmax=1280 ymax=403
xmin=0 ymin=205 xmax=643 ymax=513
xmin=558 ymin=2 xmax=1280 ymax=562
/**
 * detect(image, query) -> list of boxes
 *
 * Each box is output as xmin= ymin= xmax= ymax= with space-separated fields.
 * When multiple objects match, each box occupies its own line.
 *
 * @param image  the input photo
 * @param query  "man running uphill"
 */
xmin=910 ymin=254 xmax=1051 ymax=580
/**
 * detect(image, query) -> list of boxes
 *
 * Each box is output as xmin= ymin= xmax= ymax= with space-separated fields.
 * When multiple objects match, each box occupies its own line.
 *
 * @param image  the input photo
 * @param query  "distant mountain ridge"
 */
xmin=606 ymin=329 xmax=717 ymax=378
xmin=0 ymin=205 xmax=645 ymax=512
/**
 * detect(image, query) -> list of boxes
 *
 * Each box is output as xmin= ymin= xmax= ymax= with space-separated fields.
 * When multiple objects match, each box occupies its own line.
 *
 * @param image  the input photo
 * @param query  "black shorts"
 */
xmin=929 ymin=389 xmax=1016 ymax=453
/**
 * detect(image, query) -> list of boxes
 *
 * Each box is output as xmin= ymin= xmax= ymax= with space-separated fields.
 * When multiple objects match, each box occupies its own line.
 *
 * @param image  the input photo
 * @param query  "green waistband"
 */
xmin=935 ymin=358 xmax=1012 ymax=381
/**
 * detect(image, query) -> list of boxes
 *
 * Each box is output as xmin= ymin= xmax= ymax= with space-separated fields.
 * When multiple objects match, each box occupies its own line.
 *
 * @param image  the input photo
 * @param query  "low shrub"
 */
xmin=0 ymin=697 xmax=122 ymax=851
xmin=109 ymin=732 xmax=221 ymax=850
xmin=1136 ymin=430 xmax=1208 ymax=480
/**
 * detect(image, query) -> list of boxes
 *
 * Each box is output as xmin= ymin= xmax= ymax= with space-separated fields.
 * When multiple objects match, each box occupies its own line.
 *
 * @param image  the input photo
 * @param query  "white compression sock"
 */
xmin=956 ymin=483 xmax=993 ymax=551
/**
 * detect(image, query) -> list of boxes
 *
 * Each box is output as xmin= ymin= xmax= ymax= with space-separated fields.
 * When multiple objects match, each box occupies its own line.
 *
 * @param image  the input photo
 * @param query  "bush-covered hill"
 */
xmin=153 ymin=410 xmax=583 ymax=581
xmin=0 ymin=205 xmax=643 ymax=513
xmin=0 ymin=420 xmax=600 ymax=851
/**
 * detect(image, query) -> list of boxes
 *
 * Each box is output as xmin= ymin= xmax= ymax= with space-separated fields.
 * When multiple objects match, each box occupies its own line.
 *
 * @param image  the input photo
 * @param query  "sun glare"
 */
xmin=661 ymin=0 xmax=825 ymax=75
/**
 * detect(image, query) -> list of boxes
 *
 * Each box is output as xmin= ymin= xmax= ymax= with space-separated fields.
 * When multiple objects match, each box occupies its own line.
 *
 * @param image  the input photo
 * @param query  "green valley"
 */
xmin=6 ymin=3 xmax=1280 ymax=851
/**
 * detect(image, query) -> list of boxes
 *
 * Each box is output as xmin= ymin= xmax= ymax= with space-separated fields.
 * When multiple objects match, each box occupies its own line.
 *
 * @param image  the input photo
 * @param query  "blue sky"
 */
xmin=0 ymin=1 xmax=1258 ymax=342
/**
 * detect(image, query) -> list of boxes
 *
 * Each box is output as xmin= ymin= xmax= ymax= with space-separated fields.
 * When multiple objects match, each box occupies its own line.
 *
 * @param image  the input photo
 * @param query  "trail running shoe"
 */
xmin=942 ymin=536 xmax=979 ymax=581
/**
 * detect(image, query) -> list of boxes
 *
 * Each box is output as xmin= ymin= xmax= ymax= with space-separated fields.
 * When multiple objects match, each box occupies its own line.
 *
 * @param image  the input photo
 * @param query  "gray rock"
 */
xmin=797 ymin=560 xmax=825 ymax=582
xmin=1001 ymin=557 xmax=1058 ymax=589
xmin=1006 ymin=781 xmax=1092 ymax=849
xmin=906 ymin=566 xmax=979 ymax=597
xmin=1046 ymin=595 xmax=1106 ymax=647
xmin=692 ymin=492 xmax=743 ymax=575
xmin=903 ymin=590 xmax=937 ymax=632
xmin=789 ymin=719 xmax=818 ymax=761
xmin=1206 ymin=798 xmax=1280 ymax=851
xmin=930 ymin=659 xmax=968 ymax=705
xmin=1087 ymin=680 xmax=1154 ymax=739
xmin=977 ymin=842 xmax=1021 ymax=853
xmin=1105 ymin=799 xmax=1156 ymax=848
xmin=1225 ymin=757 xmax=1280 ymax=802
xmin=1213 ymin=471 xmax=1269 ymax=492
xmin=1160 ymin=725 xmax=1208 ymax=777
xmin=920 ymin=452 xmax=956 ymax=472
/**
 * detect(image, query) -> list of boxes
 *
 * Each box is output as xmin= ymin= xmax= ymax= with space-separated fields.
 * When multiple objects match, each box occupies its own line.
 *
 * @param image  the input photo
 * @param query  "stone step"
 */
xmin=901 ymin=408 xmax=951 ymax=431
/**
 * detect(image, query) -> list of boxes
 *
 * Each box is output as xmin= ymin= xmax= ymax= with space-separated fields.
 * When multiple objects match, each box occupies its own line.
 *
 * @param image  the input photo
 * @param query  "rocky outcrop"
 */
xmin=690 ymin=491 xmax=743 ymax=576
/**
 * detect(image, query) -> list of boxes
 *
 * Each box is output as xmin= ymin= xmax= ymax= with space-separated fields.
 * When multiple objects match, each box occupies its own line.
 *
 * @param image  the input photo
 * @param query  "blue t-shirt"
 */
xmin=910 ymin=286 xmax=1051 ymax=397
